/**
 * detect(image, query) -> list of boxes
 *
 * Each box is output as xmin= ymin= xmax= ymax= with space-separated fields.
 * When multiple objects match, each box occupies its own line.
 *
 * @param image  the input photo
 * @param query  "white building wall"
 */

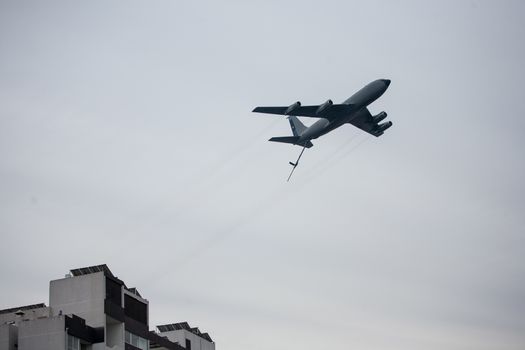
xmin=92 ymin=344 xmax=105 ymax=350
xmin=49 ymin=272 xmax=106 ymax=328
xmin=106 ymin=320 xmax=124 ymax=350
xmin=18 ymin=316 xmax=65 ymax=350
xmin=0 ymin=307 xmax=51 ymax=326
xmin=0 ymin=324 xmax=18 ymax=350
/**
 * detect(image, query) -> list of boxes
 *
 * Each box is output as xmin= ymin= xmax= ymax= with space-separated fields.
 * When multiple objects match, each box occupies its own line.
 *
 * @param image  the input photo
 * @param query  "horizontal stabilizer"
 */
xmin=269 ymin=136 xmax=299 ymax=144
xmin=269 ymin=136 xmax=313 ymax=148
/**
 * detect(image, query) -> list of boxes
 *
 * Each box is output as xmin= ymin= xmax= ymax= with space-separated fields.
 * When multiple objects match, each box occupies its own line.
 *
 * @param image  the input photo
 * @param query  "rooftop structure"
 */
xmin=0 ymin=264 xmax=215 ymax=350
xmin=0 ymin=304 xmax=47 ymax=316
xmin=157 ymin=323 xmax=213 ymax=343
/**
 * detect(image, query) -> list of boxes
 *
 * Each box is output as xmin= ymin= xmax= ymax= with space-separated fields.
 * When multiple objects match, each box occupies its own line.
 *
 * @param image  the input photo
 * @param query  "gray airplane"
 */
xmin=253 ymin=79 xmax=392 ymax=180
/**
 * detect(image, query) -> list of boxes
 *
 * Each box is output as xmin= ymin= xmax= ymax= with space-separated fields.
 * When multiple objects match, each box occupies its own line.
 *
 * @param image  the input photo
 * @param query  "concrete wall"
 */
xmin=50 ymin=272 xmax=130 ymax=349
xmin=0 ymin=307 xmax=51 ymax=326
xmin=18 ymin=316 xmax=65 ymax=350
xmin=106 ymin=318 xmax=124 ymax=350
xmin=49 ymin=272 xmax=106 ymax=328
xmin=0 ymin=324 xmax=18 ymax=350
xmin=92 ymin=343 xmax=106 ymax=350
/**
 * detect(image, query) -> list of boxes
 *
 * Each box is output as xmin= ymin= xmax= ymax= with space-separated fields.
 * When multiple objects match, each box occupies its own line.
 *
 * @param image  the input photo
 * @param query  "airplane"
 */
xmin=252 ymin=79 xmax=392 ymax=180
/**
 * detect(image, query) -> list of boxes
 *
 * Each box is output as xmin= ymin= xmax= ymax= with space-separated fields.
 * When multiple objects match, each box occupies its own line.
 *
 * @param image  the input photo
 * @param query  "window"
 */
xmin=106 ymin=277 xmax=122 ymax=305
xmin=186 ymin=339 xmax=191 ymax=350
xmin=67 ymin=334 xmax=80 ymax=350
xmin=125 ymin=330 xmax=149 ymax=350
xmin=124 ymin=294 xmax=148 ymax=324
xmin=138 ymin=337 xmax=148 ymax=349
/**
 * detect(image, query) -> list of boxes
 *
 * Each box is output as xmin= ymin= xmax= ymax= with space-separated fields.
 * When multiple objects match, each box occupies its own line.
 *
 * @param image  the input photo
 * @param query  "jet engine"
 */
xmin=376 ymin=121 xmax=393 ymax=133
xmin=285 ymin=101 xmax=301 ymax=115
xmin=316 ymin=99 xmax=333 ymax=115
xmin=372 ymin=111 xmax=387 ymax=124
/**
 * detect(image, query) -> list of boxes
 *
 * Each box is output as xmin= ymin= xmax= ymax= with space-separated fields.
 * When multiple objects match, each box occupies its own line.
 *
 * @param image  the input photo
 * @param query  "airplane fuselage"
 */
xmin=253 ymin=79 xmax=392 ymax=179
xmin=297 ymin=79 xmax=390 ymax=142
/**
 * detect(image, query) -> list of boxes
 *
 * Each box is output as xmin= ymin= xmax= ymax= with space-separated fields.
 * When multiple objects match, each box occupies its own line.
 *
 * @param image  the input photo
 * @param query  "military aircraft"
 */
xmin=253 ymin=79 xmax=392 ymax=180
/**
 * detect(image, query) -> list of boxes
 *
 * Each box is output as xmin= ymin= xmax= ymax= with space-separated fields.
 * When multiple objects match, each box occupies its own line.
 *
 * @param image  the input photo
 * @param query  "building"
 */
xmin=0 ymin=265 xmax=215 ymax=350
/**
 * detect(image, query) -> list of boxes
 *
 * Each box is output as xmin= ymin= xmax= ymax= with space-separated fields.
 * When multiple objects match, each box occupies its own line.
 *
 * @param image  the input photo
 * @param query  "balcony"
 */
xmin=104 ymin=299 xmax=125 ymax=322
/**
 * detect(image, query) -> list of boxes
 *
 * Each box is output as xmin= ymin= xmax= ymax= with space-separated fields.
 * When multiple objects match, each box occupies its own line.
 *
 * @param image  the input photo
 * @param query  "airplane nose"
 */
xmin=382 ymin=79 xmax=391 ymax=87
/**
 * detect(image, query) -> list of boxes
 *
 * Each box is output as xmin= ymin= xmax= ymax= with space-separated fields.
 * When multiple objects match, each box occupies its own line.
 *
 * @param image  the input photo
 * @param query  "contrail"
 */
xmin=301 ymin=135 xmax=369 ymax=183
xmin=145 ymin=181 xmax=290 ymax=283
xmin=114 ymin=119 xmax=281 ymax=240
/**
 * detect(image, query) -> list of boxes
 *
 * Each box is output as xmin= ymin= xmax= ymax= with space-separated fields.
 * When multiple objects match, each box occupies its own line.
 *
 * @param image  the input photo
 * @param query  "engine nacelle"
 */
xmin=316 ymin=99 xmax=333 ymax=115
xmin=376 ymin=121 xmax=393 ymax=133
xmin=372 ymin=111 xmax=387 ymax=124
xmin=285 ymin=101 xmax=301 ymax=115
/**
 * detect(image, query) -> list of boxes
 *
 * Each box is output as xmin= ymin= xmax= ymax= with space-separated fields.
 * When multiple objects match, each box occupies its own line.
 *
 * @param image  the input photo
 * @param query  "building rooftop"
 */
xmin=70 ymin=264 xmax=115 ymax=278
xmin=1 ymin=264 xmax=215 ymax=350
xmin=0 ymin=303 xmax=47 ymax=315
xmin=70 ymin=264 xmax=143 ymax=298
xmin=157 ymin=322 xmax=214 ymax=342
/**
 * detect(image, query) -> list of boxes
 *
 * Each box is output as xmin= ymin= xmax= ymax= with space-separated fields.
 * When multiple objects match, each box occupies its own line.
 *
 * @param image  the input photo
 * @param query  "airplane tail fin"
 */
xmin=288 ymin=116 xmax=307 ymax=136
xmin=269 ymin=136 xmax=313 ymax=148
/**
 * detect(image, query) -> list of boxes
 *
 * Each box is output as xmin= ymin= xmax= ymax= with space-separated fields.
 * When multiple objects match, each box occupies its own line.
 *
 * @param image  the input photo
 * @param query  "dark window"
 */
xmin=106 ymin=277 xmax=122 ymax=305
xmin=186 ymin=339 xmax=191 ymax=350
xmin=124 ymin=295 xmax=147 ymax=325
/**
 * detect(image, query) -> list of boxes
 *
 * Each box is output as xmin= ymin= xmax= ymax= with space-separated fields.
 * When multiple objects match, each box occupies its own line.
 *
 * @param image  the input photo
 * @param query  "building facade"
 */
xmin=0 ymin=265 xmax=215 ymax=350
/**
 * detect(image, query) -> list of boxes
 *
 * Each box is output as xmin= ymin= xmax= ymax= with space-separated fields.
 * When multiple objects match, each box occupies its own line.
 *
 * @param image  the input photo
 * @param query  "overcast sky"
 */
xmin=1 ymin=1 xmax=524 ymax=349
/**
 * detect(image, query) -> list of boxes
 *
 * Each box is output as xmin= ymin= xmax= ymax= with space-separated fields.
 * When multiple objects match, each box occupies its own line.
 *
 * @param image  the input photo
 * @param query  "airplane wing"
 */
xmin=347 ymin=107 xmax=392 ymax=137
xmin=253 ymin=104 xmax=353 ymax=121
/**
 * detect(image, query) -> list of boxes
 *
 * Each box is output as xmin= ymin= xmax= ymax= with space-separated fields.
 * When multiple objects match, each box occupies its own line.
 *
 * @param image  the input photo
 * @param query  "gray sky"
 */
xmin=1 ymin=1 xmax=524 ymax=349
